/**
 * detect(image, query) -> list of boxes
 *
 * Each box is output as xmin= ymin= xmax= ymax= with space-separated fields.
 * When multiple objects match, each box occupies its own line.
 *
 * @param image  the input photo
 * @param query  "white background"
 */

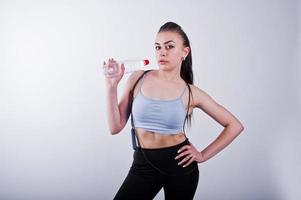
xmin=0 ymin=0 xmax=300 ymax=199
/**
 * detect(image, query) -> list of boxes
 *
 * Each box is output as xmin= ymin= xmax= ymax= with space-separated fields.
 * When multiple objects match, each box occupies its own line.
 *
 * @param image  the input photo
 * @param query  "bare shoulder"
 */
xmin=124 ymin=70 xmax=145 ymax=90
xmin=189 ymin=84 xmax=216 ymax=109
xmin=127 ymin=70 xmax=145 ymax=84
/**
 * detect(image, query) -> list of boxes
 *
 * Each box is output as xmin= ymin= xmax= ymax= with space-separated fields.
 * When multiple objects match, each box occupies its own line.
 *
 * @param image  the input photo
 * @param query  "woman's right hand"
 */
xmin=103 ymin=58 xmax=125 ymax=87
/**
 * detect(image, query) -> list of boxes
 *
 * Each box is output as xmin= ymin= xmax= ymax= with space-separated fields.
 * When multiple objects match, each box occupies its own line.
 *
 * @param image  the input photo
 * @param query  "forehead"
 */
xmin=155 ymin=31 xmax=183 ymax=44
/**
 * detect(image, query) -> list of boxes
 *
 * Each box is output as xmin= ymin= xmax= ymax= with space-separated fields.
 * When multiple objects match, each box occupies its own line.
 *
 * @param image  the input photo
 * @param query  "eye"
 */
xmin=155 ymin=46 xmax=161 ymax=50
xmin=166 ymin=45 xmax=174 ymax=50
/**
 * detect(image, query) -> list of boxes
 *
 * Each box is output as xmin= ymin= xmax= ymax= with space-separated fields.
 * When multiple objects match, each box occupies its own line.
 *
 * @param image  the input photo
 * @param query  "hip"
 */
xmin=131 ymin=138 xmax=198 ymax=176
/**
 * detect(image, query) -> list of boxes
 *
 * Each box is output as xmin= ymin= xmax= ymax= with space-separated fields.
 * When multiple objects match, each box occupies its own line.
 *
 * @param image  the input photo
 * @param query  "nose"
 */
xmin=159 ymin=48 xmax=167 ymax=57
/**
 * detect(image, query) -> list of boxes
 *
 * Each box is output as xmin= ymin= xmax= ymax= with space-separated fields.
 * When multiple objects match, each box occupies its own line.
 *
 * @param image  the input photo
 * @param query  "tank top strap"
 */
xmin=179 ymin=85 xmax=188 ymax=98
xmin=137 ymin=71 xmax=148 ymax=92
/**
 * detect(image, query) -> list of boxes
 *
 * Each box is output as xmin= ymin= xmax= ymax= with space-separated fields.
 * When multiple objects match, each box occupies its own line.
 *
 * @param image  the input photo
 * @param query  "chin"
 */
xmin=158 ymin=65 xmax=169 ymax=70
xmin=159 ymin=64 xmax=175 ymax=71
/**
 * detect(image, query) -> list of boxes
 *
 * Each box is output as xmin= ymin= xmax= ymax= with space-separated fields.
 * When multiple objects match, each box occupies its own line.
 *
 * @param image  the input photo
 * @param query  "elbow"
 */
xmin=110 ymin=131 xmax=119 ymax=135
xmin=239 ymin=125 xmax=244 ymax=134
xmin=109 ymin=125 xmax=123 ymax=135
xmin=107 ymin=120 xmax=122 ymax=135
xmin=235 ymin=122 xmax=244 ymax=135
xmin=108 ymin=120 xmax=126 ymax=135
xmin=109 ymin=128 xmax=121 ymax=135
xmin=226 ymin=121 xmax=244 ymax=136
xmin=109 ymin=123 xmax=124 ymax=135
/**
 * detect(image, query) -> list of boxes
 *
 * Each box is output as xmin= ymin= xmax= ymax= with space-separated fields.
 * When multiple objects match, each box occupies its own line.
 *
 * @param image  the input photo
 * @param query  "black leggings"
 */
xmin=114 ymin=139 xmax=199 ymax=200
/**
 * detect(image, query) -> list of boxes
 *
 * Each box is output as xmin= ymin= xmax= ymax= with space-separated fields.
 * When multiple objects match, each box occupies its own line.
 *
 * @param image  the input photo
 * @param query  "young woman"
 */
xmin=104 ymin=22 xmax=244 ymax=200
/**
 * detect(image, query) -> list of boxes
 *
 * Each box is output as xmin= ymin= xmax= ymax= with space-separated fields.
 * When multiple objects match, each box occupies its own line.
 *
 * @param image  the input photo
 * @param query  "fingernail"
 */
xmin=183 ymin=165 xmax=186 ymax=168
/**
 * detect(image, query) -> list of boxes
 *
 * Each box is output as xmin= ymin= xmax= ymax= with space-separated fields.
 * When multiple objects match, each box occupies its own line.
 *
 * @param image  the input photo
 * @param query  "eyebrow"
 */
xmin=154 ymin=40 xmax=175 ymax=45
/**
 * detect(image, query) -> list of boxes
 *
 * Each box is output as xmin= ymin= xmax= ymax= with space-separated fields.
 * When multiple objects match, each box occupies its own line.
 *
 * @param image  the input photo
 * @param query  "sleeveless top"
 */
xmin=132 ymin=73 xmax=187 ymax=135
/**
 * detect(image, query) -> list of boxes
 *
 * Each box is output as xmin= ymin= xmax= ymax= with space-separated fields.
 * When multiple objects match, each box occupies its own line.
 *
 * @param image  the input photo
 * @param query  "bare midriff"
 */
xmin=135 ymin=128 xmax=187 ymax=149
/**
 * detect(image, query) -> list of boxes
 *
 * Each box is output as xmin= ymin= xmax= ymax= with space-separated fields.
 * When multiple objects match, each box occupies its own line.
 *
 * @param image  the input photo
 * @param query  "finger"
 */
xmin=109 ymin=58 xmax=115 ymax=64
xmin=183 ymin=156 xmax=195 ymax=167
xmin=177 ymin=145 xmax=191 ymax=153
xmin=120 ymin=63 xmax=125 ymax=73
xmin=116 ymin=64 xmax=125 ymax=77
xmin=177 ymin=154 xmax=192 ymax=165
xmin=103 ymin=61 xmax=106 ymax=71
xmin=175 ymin=150 xmax=191 ymax=160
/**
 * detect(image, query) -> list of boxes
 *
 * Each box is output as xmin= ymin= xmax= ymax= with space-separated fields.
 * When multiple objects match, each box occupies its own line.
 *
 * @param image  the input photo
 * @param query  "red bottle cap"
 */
xmin=144 ymin=59 xmax=149 ymax=66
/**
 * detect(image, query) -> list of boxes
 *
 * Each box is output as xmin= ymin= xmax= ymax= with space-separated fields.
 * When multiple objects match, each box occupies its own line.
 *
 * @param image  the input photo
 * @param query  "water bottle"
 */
xmin=103 ymin=59 xmax=149 ymax=77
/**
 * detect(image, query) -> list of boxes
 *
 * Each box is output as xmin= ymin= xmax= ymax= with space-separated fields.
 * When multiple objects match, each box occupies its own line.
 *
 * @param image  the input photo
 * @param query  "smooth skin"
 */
xmin=104 ymin=31 xmax=244 ymax=168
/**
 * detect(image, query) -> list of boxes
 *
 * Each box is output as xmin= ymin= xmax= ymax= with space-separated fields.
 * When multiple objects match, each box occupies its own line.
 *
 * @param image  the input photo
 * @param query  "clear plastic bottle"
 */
xmin=103 ymin=59 xmax=149 ymax=77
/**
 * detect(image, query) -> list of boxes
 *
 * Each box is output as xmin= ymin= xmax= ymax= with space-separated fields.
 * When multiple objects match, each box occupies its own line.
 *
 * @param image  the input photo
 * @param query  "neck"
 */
xmin=158 ymin=67 xmax=181 ymax=81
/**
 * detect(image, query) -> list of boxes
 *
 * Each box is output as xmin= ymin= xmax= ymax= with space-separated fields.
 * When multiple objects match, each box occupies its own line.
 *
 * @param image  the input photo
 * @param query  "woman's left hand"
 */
xmin=175 ymin=142 xmax=205 ymax=167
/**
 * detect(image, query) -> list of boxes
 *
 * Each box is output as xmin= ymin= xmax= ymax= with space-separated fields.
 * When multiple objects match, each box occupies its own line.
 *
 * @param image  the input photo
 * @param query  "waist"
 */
xmin=136 ymin=128 xmax=187 ymax=149
xmin=133 ymin=138 xmax=198 ymax=176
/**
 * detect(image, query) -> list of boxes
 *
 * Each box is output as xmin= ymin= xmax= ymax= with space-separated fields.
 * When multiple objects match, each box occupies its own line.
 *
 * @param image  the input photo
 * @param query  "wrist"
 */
xmin=199 ymin=151 xmax=206 ymax=163
xmin=106 ymin=83 xmax=118 ymax=90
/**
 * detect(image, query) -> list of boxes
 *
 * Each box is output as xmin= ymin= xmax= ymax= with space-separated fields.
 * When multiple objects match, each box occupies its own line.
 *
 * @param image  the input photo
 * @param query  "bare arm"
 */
xmin=194 ymin=86 xmax=244 ymax=162
xmin=106 ymin=84 xmax=123 ymax=134
xmin=195 ymin=88 xmax=244 ymax=161
xmin=176 ymin=85 xmax=244 ymax=166
xmin=104 ymin=59 xmax=144 ymax=134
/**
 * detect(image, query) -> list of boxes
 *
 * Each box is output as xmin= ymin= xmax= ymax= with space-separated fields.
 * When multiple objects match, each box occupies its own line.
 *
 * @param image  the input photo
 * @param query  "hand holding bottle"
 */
xmin=103 ymin=59 xmax=149 ymax=76
xmin=103 ymin=58 xmax=125 ymax=87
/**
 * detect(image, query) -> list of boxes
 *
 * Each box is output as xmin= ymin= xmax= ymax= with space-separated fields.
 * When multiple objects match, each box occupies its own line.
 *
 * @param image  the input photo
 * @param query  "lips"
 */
xmin=158 ymin=60 xmax=168 ymax=64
